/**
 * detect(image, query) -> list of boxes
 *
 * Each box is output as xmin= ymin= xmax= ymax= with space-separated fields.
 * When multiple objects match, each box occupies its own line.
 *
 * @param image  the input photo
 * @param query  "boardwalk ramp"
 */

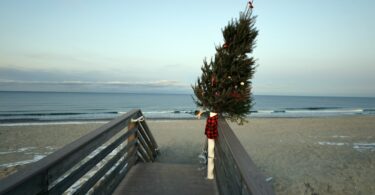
xmin=0 ymin=109 xmax=274 ymax=195
xmin=113 ymin=162 xmax=218 ymax=195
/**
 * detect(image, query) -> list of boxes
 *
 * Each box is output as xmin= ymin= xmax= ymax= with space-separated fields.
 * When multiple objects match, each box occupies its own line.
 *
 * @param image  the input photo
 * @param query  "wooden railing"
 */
xmin=214 ymin=116 xmax=274 ymax=195
xmin=0 ymin=109 xmax=158 ymax=195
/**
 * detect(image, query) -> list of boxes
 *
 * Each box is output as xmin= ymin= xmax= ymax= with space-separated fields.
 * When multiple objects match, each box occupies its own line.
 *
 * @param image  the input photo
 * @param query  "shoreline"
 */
xmin=1 ymin=114 xmax=374 ymax=126
xmin=0 ymin=116 xmax=374 ymax=194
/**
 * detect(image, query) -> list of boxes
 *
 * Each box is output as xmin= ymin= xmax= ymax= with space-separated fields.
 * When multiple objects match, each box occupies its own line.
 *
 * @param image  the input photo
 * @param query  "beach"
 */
xmin=0 ymin=116 xmax=374 ymax=194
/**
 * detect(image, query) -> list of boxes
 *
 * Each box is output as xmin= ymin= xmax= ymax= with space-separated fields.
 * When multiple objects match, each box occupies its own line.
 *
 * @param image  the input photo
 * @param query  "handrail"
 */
xmin=214 ymin=116 xmax=274 ymax=195
xmin=0 ymin=109 xmax=158 ymax=195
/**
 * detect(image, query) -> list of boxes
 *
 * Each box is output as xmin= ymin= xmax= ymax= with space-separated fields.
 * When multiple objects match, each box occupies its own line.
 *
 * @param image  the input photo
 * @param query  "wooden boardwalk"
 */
xmin=0 ymin=110 xmax=274 ymax=195
xmin=113 ymin=162 xmax=218 ymax=195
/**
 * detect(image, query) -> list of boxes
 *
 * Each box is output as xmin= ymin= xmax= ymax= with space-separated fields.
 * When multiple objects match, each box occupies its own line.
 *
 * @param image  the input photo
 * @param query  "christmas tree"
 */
xmin=192 ymin=2 xmax=258 ymax=125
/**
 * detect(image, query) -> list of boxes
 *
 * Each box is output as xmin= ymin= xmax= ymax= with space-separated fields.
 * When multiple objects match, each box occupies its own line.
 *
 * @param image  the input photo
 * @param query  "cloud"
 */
xmin=0 ymin=79 xmax=187 ymax=87
xmin=0 ymin=79 xmax=190 ymax=93
xmin=0 ymin=66 xmax=105 ymax=82
xmin=0 ymin=66 xmax=193 ymax=93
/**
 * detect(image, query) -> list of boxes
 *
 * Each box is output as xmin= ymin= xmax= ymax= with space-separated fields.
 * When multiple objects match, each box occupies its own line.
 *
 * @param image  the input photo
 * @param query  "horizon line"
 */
xmin=1 ymin=90 xmax=374 ymax=99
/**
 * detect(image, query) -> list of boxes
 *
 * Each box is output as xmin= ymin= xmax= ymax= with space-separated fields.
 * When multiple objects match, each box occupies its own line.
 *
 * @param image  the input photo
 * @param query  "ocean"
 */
xmin=0 ymin=91 xmax=375 ymax=124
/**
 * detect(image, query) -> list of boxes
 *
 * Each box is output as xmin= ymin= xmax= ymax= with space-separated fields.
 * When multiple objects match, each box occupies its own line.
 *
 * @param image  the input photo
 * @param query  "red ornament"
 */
xmin=230 ymin=91 xmax=245 ymax=101
xmin=211 ymin=75 xmax=217 ymax=86
xmin=223 ymin=43 xmax=229 ymax=48
xmin=248 ymin=0 xmax=254 ymax=9
xmin=230 ymin=92 xmax=240 ymax=98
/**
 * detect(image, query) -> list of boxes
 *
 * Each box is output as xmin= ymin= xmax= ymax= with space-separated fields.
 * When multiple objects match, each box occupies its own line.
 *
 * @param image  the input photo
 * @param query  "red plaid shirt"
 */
xmin=205 ymin=114 xmax=218 ymax=139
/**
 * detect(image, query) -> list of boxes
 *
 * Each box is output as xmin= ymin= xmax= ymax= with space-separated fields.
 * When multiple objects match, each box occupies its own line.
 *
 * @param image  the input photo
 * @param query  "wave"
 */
xmin=0 ymin=121 xmax=108 ymax=127
xmin=143 ymin=108 xmax=374 ymax=118
xmin=143 ymin=110 xmax=196 ymax=115
xmin=0 ymin=111 xmax=118 ymax=117
xmin=363 ymin=109 xmax=375 ymax=113
xmin=0 ymin=109 xmax=198 ymax=124
xmin=1 ymin=106 xmax=374 ymax=124
xmin=285 ymin=108 xmax=363 ymax=113
xmin=249 ymin=107 xmax=374 ymax=117
xmin=284 ymin=107 xmax=342 ymax=111
xmin=0 ymin=111 xmax=120 ymax=124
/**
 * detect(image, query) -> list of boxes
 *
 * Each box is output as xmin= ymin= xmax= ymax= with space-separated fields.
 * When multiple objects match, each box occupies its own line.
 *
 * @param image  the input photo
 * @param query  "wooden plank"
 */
xmin=0 ymin=109 xmax=141 ymax=195
xmin=136 ymin=140 xmax=151 ymax=162
xmin=216 ymin=117 xmax=274 ymax=195
xmin=73 ymin=143 xmax=138 ymax=195
xmin=0 ymin=172 xmax=48 ymax=195
xmin=49 ymin=128 xmax=138 ymax=194
xmin=215 ymin=136 xmax=243 ymax=195
xmin=137 ymin=122 xmax=155 ymax=147
xmin=138 ymin=112 xmax=159 ymax=153
xmin=93 ymin=154 xmax=138 ymax=195
xmin=214 ymin=145 xmax=227 ymax=195
xmin=48 ymin=109 xmax=140 ymax=183
xmin=137 ymin=123 xmax=155 ymax=158
xmin=112 ymin=163 xmax=218 ymax=195
xmin=136 ymin=150 xmax=147 ymax=163
xmin=137 ymin=122 xmax=152 ymax=145
xmin=127 ymin=118 xmax=138 ymax=148
xmin=136 ymin=130 xmax=154 ymax=161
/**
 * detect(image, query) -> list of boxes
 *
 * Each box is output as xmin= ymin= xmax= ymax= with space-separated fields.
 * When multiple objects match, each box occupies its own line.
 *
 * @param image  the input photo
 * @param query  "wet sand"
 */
xmin=0 ymin=116 xmax=374 ymax=194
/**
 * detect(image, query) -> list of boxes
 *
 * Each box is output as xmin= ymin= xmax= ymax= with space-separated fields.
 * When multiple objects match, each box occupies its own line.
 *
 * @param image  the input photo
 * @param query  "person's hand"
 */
xmin=195 ymin=110 xmax=203 ymax=119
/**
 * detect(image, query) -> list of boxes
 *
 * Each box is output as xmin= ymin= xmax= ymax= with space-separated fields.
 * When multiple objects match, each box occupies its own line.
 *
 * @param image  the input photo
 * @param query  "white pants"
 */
xmin=207 ymin=138 xmax=215 ymax=179
xmin=207 ymin=111 xmax=217 ymax=179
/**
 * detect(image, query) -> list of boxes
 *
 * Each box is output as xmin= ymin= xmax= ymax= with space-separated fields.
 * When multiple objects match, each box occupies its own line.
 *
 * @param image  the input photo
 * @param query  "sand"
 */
xmin=0 ymin=116 xmax=374 ymax=194
xmin=230 ymin=117 xmax=375 ymax=194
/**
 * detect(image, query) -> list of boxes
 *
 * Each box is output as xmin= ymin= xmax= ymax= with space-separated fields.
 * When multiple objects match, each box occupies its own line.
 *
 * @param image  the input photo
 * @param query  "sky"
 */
xmin=0 ymin=0 xmax=374 ymax=97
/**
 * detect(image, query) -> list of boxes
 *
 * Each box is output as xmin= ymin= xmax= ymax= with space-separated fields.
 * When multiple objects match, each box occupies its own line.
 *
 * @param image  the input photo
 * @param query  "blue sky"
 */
xmin=0 ymin=0 xmax=374 ymax=97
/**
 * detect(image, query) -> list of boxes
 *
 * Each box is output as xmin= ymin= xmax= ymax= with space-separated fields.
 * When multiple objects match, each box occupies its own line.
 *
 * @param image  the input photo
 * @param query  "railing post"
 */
xmin=127 ymin=120 xmax=138 ymax=154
